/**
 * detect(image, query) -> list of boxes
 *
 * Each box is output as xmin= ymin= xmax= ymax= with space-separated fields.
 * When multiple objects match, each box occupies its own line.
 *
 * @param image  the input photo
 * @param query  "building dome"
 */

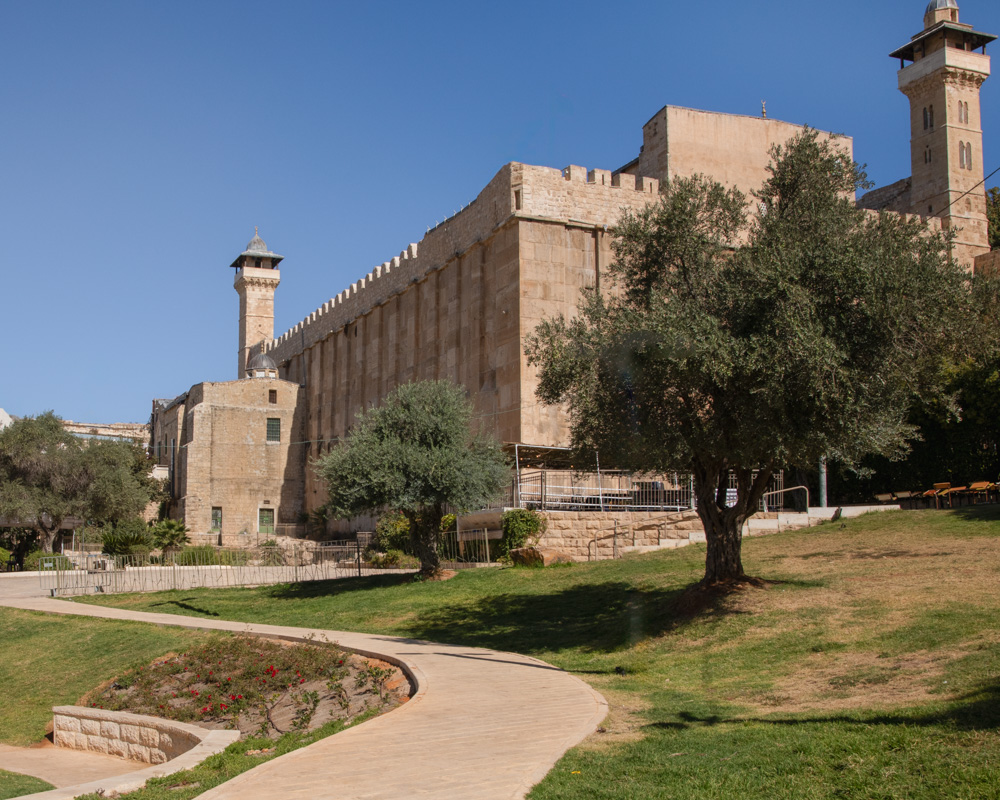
xmin=247 ymin=351 xmax=277 ymax=372
xmin=245 ymin=230 xmax=269 ymax=254
xmin=925 ymin=0 xmax=958 ymax=12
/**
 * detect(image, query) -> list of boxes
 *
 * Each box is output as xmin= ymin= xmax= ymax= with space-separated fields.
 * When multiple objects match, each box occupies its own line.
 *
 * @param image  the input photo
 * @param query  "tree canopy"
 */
xmin=987 ymin=187 xmax=1000 ymax=251
xmin=526 ymin=130 xmax=974 ymax=586
xmin=314 ymin=380 xmax=509 ymax=576
xmin=0 ymin=411 xmax=160 ymax=555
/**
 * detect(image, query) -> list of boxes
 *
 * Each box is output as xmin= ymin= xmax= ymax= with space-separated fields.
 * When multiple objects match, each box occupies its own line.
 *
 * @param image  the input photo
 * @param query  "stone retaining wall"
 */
xmin=52 ymin=706 xmax=231 ymax=765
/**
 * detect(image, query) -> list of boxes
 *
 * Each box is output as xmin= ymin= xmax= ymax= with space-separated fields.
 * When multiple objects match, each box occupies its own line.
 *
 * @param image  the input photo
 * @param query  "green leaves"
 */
xmin=527 ymin=130 xmax=975 ymax=581
xmin=314 ymin=381 xmax=510 ymax=574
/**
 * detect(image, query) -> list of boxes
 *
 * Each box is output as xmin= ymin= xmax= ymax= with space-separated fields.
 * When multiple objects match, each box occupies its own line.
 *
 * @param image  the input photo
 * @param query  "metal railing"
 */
xmin=496 ymin=469 xmax=787 ymax=514
xmin=39 ymin=535 xmax=502 ymax=596
xmin=762 ymin=485 xmax=810 ymax=513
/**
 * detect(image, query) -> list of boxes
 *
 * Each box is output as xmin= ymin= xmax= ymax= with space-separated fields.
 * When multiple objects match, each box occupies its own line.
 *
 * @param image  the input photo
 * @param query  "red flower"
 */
xmin=300 ymin=678 xmax=305 ymax=684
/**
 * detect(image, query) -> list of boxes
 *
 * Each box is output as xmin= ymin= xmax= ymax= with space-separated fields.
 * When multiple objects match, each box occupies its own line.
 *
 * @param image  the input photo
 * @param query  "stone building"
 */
xmin=153 ymin=2 xmax=996 ymax=540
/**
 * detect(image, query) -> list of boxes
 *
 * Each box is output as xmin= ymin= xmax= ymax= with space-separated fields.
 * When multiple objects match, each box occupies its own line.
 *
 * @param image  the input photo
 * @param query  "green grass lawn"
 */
xmin=0 ymin=769 xmax=53 ymax=799
xmin=0 ymin=609 xmax=218 ymax=746
xmin=54 ymin=507 xmax=1000 ymax=798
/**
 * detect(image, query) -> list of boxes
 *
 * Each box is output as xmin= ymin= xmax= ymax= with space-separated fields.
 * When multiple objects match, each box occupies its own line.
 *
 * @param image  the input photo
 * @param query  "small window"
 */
xmin=268 ymin=389 xmax=277 ymax=404
xmin=966 ymin=142 xmax=974 ymax=170
xmin=923 ymin=107 xmax=929 ymax=130
xmin=960 ymin=141 xmax=966 ymax=169
xmin=259 ymin=508 xmax=274 ymax=535
xmin=266 ymin=418 xmax=281 ymax=442
xmin=211 ymin=507 xmax=222 ymax=531
xmin=929 ymin=105 xmax=934 ymax=128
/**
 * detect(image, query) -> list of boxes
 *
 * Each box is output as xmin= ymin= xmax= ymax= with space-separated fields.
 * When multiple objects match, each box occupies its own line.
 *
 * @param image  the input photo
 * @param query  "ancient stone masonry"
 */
xmin=152 ymin=4 xmax=995 ymax=537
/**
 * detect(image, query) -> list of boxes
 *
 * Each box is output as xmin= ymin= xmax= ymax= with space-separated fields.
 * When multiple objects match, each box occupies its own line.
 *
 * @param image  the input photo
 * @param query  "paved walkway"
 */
xmin=0 ymin=743 xmax=145 ymax=788
xmin=0 ymin=577 xmax=607 ymax=799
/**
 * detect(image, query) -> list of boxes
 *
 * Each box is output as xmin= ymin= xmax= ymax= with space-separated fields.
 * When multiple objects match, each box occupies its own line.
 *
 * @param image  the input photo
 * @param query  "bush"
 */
xmin=498 ymin=509 xmax=546 ymax=559
xmin=372 ymin=512 xmax=412 ymax=555
xmin=22 ymin=550 xmax=44 ymax=571
xmin=367 ymin=549 xmax=420 ymax=569
xmin=174 ymin=545 xmax=219 ymax=566
xmin=101 ymin=518 xmax=153 ymax=557
xmin=0 ymin=546 xmax=10 ymax=567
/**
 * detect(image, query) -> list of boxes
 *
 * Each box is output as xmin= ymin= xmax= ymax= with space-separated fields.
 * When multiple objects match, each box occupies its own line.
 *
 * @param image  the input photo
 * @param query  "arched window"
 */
xmin=960 ymin=141 xmax=966 ymax=169
xmin=923 ymin=107 xmax=929 ymax=130
xmin=966 ymin=142 xmax=974 ymax=170
xmin=929 ymin=105 xmax=935 ymax=128
xmin=958 ymin=101 xmax=965 ymax=124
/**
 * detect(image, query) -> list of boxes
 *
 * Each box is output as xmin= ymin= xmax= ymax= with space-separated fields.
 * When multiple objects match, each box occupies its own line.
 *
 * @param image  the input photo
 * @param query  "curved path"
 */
xmin=0 ymin=579 xmax=607 ymax=800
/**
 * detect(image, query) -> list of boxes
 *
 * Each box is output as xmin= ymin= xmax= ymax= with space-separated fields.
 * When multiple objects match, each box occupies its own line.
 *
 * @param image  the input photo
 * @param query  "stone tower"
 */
xmin=232 ymin=229 xmax=283 ymax=378
xmin=891 ymin=0 xmax=996 ymax=265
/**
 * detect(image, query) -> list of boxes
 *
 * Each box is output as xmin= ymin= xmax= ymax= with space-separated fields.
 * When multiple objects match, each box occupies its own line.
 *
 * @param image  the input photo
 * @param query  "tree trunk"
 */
xmin=692 ymin=460 xmax=774 ymax=586
xmin=34 ymin=521 xmax=59 ymax=553
xmin=406 ymin=508 xmax=443 ymax=576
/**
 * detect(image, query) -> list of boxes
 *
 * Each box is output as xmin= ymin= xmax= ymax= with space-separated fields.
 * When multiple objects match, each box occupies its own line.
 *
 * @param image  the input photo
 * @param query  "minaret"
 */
xmin=232 ymin=229 xmax=283 ymax=378
xmin=891 ymin=0 xmax=996 ymax=266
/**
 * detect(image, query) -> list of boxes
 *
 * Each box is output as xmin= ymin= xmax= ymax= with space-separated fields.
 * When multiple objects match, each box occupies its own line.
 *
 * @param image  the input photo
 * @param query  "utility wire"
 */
xmin=940 ymin=164 xmax=1000 ymax=215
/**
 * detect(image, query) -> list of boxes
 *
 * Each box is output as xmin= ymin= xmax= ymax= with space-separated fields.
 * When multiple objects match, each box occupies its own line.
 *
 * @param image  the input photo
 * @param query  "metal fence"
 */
xmin=38 ymin=536 xmax=499 ymax=597
xmin=498 ymin=469 xmax=787 ymax=513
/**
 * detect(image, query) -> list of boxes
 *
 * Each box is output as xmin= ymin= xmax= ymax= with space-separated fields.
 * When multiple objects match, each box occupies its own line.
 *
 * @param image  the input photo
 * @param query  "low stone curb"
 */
xmin=13 ymin=714 xmax=238 ymax=800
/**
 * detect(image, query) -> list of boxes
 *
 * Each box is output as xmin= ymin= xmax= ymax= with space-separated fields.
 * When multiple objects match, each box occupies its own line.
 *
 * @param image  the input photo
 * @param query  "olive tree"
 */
xmin=526 ymin=130 xmax=973 ymax=586
xmin=314 ymin=380 xmax=509 ymax=577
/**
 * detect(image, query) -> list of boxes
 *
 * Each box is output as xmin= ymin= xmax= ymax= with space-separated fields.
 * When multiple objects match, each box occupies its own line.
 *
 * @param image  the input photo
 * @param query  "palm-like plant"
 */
xmin=152 ymin=519 xmax=190 ymax=559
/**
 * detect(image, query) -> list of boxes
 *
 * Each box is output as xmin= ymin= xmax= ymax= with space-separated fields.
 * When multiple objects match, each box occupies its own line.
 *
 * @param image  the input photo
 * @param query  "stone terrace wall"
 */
xmin=52 ymin=706 xmax=236 ymax=764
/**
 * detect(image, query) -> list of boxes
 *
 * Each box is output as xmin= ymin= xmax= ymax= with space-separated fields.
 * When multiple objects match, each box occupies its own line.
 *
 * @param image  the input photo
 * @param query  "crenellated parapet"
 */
xmin=265 ymin=161 xmax=661 ymax=365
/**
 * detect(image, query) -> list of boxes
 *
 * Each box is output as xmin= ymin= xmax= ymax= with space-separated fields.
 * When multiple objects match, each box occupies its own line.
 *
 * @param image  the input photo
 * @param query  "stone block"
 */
xmin=108 ymin=738 xmax=129 ymax=758
xmin=149 ymin=748 xmax=168 ymax=764
xmin=53 ymin=730 xmax=73 ymax=748
xmin=127 ymin=742 xmax=152 ymax=762
xmin=120 ymin=723 xmax=143 ymax=745
xmin=80 ymin=718 xmax=101 ymax=736
xmin=510 ymin=547 xmax=575 ymax=567
xmin=100 ymin=720 xmax=121 ymax=739
xmin=55 ymin=714 xmax=80 ymax=733
xmin=87 ymin=734 xmax=109 ymax=754
xmin=140 ymin=726 xmax=161 ymax=747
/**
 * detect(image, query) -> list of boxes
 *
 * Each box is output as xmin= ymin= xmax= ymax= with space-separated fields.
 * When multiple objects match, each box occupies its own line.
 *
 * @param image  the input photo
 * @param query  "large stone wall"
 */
xmin=265 ymin=162 xmax=662 ymax=512
xmin=624 ymin=105 xmax=853 ymax=201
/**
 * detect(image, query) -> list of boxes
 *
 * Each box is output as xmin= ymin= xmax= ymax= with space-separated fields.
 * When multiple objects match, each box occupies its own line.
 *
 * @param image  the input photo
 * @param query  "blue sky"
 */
xmin=2 ymin=0 xmax=998 ymax=423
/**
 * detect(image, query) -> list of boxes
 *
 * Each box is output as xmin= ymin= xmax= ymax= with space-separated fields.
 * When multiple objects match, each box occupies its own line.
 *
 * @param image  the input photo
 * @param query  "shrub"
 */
xmin=498 ymin=509 xmax=546 ymax=559
xmin=22 ymin=550 xmax=44 ymax=571
xmin=371 ymin=512 xmax=413 ymax=555
xmin=174 ymin=545 xmax=219 ymax=566
xmin=101 ymin=518 xmax=153 ymax=557
xmin=152 ymin=519 xmax=190 ymax=553
xmin=367 ymin=549 xmax=420 ymax=569
xmin=0 ymin=546 xmax=10 ymax=567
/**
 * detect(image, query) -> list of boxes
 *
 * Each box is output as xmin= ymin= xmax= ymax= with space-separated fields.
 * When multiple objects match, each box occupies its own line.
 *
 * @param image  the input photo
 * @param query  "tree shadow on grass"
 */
xmin=267 ymin=572 xmax=414 ymax=600
xmin=148 ymin=599 xmax=220 ymax=617
xmin=645 ymin=680 xmax=1000 ymax=733
xmin=384 ymin=580 xmax=754 ymax=656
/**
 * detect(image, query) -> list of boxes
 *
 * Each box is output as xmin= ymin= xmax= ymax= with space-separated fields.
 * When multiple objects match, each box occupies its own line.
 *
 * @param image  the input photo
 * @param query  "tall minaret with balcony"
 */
xmin=891 ymin=0 xmax=996 ymax=266
xmin=232 ymin=229 xmax=283 ymax=378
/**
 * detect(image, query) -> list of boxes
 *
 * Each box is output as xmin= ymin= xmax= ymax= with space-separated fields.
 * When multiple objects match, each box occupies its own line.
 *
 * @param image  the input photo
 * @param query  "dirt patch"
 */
xmin=82 ymin=635 xmax=411 ymax=738
xmin=744 ymin=650 xmax=950 ymax=714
